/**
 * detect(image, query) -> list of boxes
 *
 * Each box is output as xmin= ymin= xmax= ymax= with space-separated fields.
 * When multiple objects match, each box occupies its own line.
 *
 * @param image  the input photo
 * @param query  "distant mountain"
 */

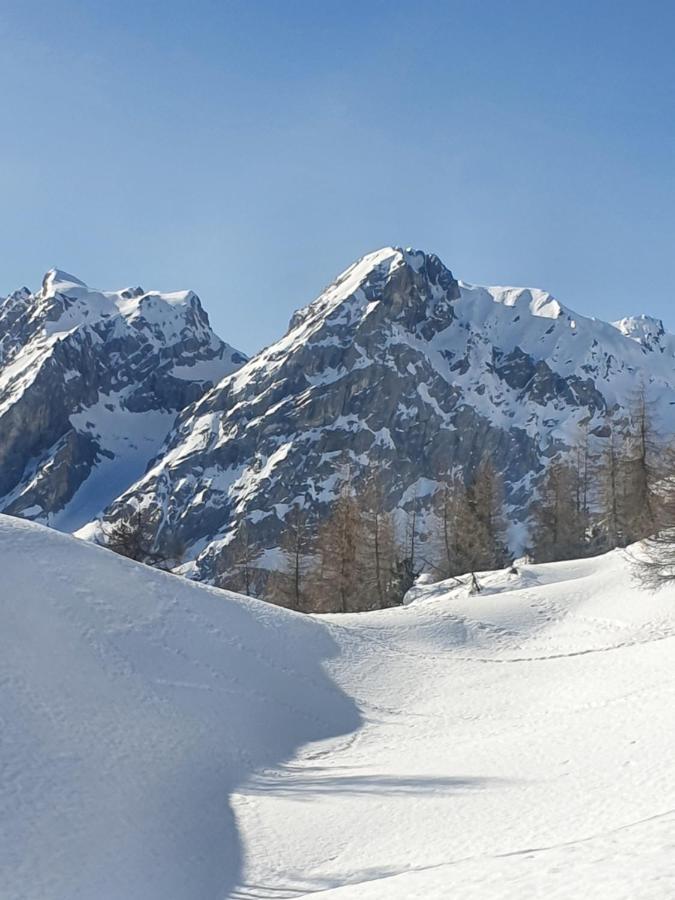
xmin=0 ymin=269 xmax=245 ymax=529
xmin=98 ymin=246 xmax=675 ymax=582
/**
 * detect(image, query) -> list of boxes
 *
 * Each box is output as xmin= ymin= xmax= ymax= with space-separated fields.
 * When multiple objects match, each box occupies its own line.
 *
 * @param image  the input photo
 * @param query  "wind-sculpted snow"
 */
xmin=0 ymin=269 xmax=246 ymax=529
xmin=102 ymin=247 xmax=675 ymax=581
xmin=0 ymin=515 xmax=360 ymax=900
xmin=4 ymin=516 xmax=673 ymax=898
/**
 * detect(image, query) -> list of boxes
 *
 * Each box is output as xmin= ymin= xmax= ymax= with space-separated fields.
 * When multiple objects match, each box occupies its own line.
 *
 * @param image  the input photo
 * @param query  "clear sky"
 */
xmin=1 ymin=0 xmax=674 ymax=354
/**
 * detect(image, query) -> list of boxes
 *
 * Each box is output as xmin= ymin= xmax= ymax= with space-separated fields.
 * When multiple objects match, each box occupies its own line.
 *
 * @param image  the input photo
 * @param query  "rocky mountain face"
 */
xmin=0 ymin=269 xmax=246 ymax=529
xmin=100 ymin=247 xmax=675 ymax=583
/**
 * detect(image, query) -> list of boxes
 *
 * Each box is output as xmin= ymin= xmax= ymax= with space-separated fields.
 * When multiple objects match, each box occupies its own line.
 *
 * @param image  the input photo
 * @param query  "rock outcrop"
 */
xmin=0 ymin=269 xmax=245 ymax=529
xmin=99 ymin=247 xmax=675 ymax=581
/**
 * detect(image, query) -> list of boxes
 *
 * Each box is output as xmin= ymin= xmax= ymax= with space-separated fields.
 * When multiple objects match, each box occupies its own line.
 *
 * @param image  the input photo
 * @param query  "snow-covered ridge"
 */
xmin=101 ymin=246 xmax=675 ymax=582
xmin=16 ymin=267 xmax=222 ymax=348
xmin=612 ymin=313 xmax=669 ymax=349
xmin=225 ymin=246 xmax=675 ymax=406
xmin=467 ymin=283 xmax=563 ymax=318
xmin=0 ymin=268 xmax=242 ymax=404
xmin=0 ymin=268 xmax=246 ymax=529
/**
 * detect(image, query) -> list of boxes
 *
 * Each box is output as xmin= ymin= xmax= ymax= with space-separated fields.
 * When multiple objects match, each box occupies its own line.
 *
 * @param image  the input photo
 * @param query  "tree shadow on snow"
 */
xmin=244 ymin=770 xmax=513 ymax=798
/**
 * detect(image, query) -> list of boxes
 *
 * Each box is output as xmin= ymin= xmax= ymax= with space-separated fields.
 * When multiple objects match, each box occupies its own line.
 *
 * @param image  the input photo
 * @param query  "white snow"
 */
xmin=3 ymin=515 xmax=675 ymax=898
xmin=232 ymin=554 xmax=675 ymax=899
xmin=58 ymin=403 xmax=178 ymax=531
xmin=0 ymin=515 xmax=358 ymax=900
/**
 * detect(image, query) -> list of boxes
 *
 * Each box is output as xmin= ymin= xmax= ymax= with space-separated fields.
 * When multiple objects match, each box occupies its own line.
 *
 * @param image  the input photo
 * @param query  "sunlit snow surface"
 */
xmin=232 ymin=558 xmax=675 ymax=899
xmin=2 ymin=515 xmax=674 ymax=899
xmin=0 ymin=516 xmax=359 ymax=900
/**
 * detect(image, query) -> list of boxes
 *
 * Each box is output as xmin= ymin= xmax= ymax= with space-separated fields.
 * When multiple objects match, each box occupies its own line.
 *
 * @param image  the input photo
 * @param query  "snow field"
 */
xmin=233 ymin=554 xmax=675 ymax=899
xmin=1 ymin=515 xmax=674 ymax=899
xmin=0 ymin=516 xmax=359 ymax=900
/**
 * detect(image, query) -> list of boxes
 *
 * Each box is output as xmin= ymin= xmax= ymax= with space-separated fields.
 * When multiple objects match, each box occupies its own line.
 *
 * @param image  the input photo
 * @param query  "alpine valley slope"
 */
xmin=2 ymin=514 xmax=674 ymax=899
xmin=0 ymin=269 xmax=246 ymax=531
xmin=233 ymin=551 xmax=675 ymax=899
xmin=102 ymin=246 xmax=675 ymax=581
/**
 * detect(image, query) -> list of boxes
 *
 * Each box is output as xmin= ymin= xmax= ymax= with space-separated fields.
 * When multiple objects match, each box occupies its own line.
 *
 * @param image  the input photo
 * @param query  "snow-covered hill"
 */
xmin=0 ymin=270 xmax=246 ymax=529
xmin=102 ymin=246 xmax=675 ymax=580
xmin=0 ymin=514 xmax=358 ymax=900
xmin=238 ymin=555 xmax=675 ymax=898
xmin=3 ymin=514 xmax=674 ymax=898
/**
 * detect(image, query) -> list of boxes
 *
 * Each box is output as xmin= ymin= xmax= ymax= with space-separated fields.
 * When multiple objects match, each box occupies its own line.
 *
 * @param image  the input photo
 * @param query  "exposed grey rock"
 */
xmin=0 ymin=269 xmax=245 ymax=529
xmin=99 ymin=247 xmax=675 ymax=582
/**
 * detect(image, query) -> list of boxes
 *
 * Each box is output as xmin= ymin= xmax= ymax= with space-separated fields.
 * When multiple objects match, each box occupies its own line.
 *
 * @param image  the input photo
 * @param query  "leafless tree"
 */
xmin=307 ymin=480 xmax=367 ymax=612
xmin=100 ymin=506 xmax=179 ymax=569
xmin=631 ymin=444 xmax=675 ymax=588
xmin=432 ymin=460 xmax=506 ymax=583
xmin=467 ymin=458 xmax=507 ymax=570
xmin=531 ymin=460 xmax=588 ymax=562
xmin=621 ymin=385 xmax=660 ymax=544
xmin=269 ymin=505 xmax=312 ymax=610
xmin=573 ymin=420 xmax=596 ymax=525
xmin=361 ymin=472 xmax=400 ymax=607
xmin=595 ymin=416 xmax=624 ymax=550
xmin=434 ymin=478 xmax=467 ymax=580
xmin=218 ymin=522 xmax=262 ymax=596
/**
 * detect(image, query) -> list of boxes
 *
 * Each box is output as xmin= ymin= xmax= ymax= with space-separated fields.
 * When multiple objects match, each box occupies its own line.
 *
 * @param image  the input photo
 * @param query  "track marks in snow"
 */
xmin=449 ymin=629 xmax=675 ymax=664
xmin=233 ymin=553 xmax=675 ymax=900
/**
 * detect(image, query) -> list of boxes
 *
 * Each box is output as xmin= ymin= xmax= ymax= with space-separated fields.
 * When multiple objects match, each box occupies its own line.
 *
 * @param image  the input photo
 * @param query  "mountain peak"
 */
xmin=41 ymin=268 xmax=89 ymax=297
xmin=0 ymin=267 xmax=246 ymax=530
xmin=288 ymin=246 xmax=459 ymax=334
xmin=612 ymin=314 xmax=666 ymax=348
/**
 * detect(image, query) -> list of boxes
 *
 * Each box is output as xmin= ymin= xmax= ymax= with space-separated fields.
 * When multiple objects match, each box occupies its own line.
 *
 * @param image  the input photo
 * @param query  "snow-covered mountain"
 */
xmin=3 ymin=514 xmax=674 ymax=899
xmin=0 ymin=269 xmax=246 ymax=529
xmin=101 ymin=247 xmax=675 ymax=580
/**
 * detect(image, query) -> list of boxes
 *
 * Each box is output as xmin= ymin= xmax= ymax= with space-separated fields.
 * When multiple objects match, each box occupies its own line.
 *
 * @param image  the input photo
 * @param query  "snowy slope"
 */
xmin=0 ymin=269 xmax=246 ymax=529
xmin=233 ymin=553 xmax=675 ymax=899
xmin=0 ymin=515 xmax=359 ymax=900
xmin=102 ymin=246 xmax=675 ymax=580
xmin=3 ymin=513 xmax=675 ymax=899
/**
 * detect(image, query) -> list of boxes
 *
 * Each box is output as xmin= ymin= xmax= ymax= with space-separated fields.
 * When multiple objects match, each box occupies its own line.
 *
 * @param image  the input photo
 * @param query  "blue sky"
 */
xmin=1 ymin=0 xmax=674 ymax=353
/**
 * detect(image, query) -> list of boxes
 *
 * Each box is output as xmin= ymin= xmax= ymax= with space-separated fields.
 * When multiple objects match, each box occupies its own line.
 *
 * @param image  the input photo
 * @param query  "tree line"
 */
xmin=216 ymin=457 xmax=510 ymax=612
xmin=101 ymin=387 xmax=675 ymax=611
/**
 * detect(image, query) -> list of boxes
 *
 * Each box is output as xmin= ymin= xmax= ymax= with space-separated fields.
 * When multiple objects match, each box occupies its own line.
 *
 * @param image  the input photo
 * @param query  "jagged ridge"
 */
xmin=0 ymin=268 xmax=246 ymax=529
xmin=98 ymin=246 xmax=675 ymax=583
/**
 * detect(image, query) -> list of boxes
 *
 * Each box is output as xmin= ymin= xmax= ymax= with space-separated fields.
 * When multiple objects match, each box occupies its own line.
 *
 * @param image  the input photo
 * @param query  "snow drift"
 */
xmin=0 ymin=515 xmax=359 ymax=900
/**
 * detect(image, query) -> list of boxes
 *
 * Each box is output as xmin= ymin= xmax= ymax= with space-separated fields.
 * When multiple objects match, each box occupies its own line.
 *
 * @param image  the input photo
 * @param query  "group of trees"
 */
xmin=434 ymin=460 xmax=507 ymax=579
xmin=102 ymin=388 xmax=675 ymax=611
xmin=211 ymin=460 xmax=509 ymax=613
xmin=531 ymin=397 xmax=662 ymax=564
xmin=264 ymin=460 xmax=509 ymax=613
xmin=263 ymin=479 xmax=406 ymax=613
xmin=100 ymin=508 xmax=183 ymax=569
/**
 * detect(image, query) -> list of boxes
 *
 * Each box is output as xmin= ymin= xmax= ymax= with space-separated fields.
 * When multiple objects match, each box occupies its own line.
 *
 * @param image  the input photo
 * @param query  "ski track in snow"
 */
xmin=2 ymin=518 xmax=675 ymax=899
